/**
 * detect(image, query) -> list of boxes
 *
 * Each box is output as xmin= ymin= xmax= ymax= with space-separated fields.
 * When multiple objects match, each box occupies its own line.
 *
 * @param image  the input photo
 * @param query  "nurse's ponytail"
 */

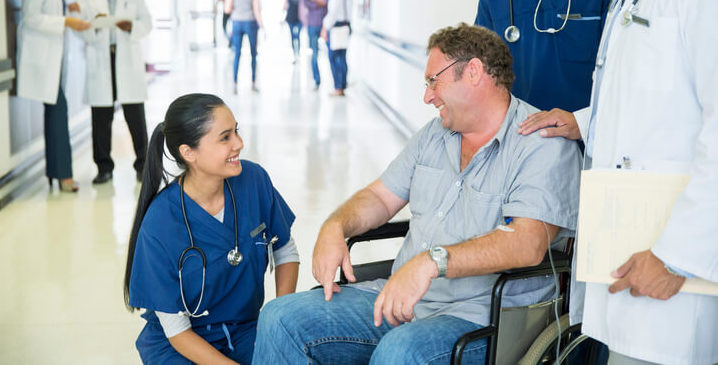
xmin=123 ymin=93 xmax=226 ymax=311
xmin=124 ymin=122 xmax=168 ymax=311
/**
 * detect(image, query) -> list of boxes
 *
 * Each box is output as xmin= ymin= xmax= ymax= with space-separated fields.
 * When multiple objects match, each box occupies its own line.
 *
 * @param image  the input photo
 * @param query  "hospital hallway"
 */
xmin=0 ymin=1 xmax=477 ymax=362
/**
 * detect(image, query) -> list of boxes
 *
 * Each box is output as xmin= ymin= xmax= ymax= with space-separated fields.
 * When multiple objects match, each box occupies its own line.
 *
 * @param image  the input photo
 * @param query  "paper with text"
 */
xmin=576 ymin=169 xmax=718 ymax=296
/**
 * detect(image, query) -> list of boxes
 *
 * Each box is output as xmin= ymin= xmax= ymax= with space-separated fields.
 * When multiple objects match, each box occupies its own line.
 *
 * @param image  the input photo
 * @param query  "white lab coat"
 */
xmin=16 ymin=0 xmax=69 ymax=104
xmin=570 ymin=1 xmax=718 ymax=364
xmin=80 ymin=0 xmax=151 ymax=106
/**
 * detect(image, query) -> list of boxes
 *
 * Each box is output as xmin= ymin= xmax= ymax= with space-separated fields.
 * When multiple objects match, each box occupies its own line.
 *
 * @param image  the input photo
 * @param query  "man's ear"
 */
xmin=467 ymin=58 xmax=485 ymax=85
xmin=179 ymin=144 xmax=195 ymax=164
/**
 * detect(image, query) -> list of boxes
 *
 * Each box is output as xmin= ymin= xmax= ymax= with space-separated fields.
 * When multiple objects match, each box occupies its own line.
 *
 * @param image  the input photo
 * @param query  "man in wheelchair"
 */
xmin=253 ymin=23 xmax=582 ymax=364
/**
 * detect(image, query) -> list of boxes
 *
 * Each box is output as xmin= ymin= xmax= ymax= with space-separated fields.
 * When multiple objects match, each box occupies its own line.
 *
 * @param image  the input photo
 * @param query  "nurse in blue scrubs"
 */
xmin=123 ymin=93 xmax=299 ymax=364
xmin=476 ymin=0 xmax=610 ymax=112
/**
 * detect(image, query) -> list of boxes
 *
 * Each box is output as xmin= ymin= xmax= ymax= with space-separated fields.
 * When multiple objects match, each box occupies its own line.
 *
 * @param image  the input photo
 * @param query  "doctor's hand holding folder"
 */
xmin=575 ymin=169 xmax=718 ymax=299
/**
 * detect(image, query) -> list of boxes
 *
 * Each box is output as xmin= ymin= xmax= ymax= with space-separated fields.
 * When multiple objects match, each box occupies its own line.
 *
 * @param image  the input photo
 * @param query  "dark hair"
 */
xmin=123 ymin=93 xmax=226 ymax=311
xmin=427 ymin=22 xmax=514 ymax=91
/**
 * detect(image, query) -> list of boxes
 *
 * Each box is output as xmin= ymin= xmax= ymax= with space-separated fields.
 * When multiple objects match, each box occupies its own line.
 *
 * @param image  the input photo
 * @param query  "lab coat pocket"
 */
xmin=628 ymin=17 xmax=679 ymax=92
xmin=409 ymin=165 xmax=444 ymax=215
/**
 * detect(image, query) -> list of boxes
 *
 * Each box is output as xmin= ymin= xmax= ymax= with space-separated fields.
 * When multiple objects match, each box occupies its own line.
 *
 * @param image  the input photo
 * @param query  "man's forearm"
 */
xmin=444 ymin=218 xmax=558 ymax=278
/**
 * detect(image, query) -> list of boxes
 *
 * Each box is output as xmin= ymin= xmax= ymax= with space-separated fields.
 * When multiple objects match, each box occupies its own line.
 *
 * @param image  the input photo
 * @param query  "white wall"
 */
xmin=350 ymin=0 xmax=476 ymax=133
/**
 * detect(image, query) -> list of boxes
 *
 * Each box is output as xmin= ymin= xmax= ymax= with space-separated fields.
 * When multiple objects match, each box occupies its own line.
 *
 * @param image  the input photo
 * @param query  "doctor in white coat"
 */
xmin=16 ymin=0 xmax=90 ymax=192
xmin=517 ymin=0 xmax=718 ymax=364
xmin=80 ymin=0 xmax=151 ymax=184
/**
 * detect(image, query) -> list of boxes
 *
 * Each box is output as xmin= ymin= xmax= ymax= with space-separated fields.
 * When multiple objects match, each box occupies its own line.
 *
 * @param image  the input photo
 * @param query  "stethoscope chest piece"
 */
xmin=504 ymin=25 xmax=520 ymax=43
xmin=227 ymin=248 xmax=243 ymax=266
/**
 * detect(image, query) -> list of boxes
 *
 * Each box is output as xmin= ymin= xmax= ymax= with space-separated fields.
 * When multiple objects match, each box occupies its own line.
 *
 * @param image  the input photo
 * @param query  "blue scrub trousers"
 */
xmin=252 ymin=287 xmax=488 ymax=364
xmin=136 ymin=317 xmax=257 ymax=364
xmin=232 ymin=20 xmax=259 ymax=83
xmin=307 ymin=25 xmax=322 ymax=87
xmin=43 ymin=86 xmax=73 ymax=180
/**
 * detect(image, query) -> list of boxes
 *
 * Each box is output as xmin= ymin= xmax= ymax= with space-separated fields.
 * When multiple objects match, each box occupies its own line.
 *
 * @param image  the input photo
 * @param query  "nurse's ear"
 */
xmin=179 ymin=144 xmax=197 ymax=164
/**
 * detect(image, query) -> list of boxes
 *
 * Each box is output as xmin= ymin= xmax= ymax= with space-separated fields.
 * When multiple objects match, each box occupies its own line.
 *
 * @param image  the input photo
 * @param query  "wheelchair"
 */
xmin=340 ymin=220 xmax=603 ymax=365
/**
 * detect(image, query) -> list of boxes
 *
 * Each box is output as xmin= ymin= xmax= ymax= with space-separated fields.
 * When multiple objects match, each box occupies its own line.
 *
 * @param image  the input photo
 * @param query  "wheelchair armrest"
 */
xmin=346 ymin=220 xmax=410 ymax=251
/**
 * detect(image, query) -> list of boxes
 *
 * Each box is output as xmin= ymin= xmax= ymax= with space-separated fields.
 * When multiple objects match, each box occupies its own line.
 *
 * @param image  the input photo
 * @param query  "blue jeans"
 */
xmin=252 ymin=287 xmax=487 ymax=364
xmin=288 ymin=22 xmax=302 ymax=57
xmin=232 ymin=20 xmax=259 ymax=83
xmin=307 ymin=25 xmax=321 ymax=86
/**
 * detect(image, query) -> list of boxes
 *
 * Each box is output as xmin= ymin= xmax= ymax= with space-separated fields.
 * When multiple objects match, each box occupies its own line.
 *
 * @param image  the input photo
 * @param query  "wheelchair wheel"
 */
xmin=517 ymin=314 xmax=585 ymax=365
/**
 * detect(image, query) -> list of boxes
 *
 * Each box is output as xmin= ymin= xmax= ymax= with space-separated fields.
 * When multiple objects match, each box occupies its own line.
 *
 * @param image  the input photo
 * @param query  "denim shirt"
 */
xmin=352 ymin=96 xmax=581 ymax=326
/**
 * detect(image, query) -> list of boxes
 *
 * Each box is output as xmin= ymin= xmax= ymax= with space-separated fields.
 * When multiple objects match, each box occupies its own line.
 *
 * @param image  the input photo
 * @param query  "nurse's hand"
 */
xmin=373 ymin=252 xmax=435 ymax=327
xmin=312 ymin=223 xmax=355 ymax=302
xmin=65 ymin=17 xmax=91 ymax=31
xmin=608 ymin=250 xmax=686 ymax=300
xmin=518 ymin=108 xmax=581 ymax=140
xmin=116 ymin=20 xmax=132 ymax=32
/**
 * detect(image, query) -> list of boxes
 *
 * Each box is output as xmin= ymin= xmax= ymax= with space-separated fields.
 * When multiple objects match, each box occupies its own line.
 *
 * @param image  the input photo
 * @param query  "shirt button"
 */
xmin=422 ymin=242 xmax=428 ymax=249
xmin=455 ymin=181 xmax=461 ymax=187
xmin=437 ymin=211 xmax=444 ymax=217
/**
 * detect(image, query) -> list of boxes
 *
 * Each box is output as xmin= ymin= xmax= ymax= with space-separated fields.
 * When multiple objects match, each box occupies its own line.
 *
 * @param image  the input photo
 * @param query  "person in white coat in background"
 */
xmin=80 ymin=0 xmax=151 ymax=184
xmin=517 ymin=0 xmax=718 ymax=364
xmin=16 ymin=0 xmax=91 ymax=192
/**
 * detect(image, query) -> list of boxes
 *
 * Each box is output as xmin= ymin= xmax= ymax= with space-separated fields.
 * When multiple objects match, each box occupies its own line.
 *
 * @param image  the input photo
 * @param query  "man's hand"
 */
xmin=373 ymin=252 xmax=436 ymax=327
xmin=320 ymin=27 xmax=328 ymax=42
xmin=517 ymin=108 xmax=581 ymax=140
xmin=66 ymin=2 xmax=80 ymax=12
xmin=312 ymin=223 xmax=356 ymax=302
xmin=608 ymin=250 xmax=686 ymax=300
xmin=116 ymin=20 xmax=133 ymax=32
xmin=65 ymin=17 xmax=91 ymax=31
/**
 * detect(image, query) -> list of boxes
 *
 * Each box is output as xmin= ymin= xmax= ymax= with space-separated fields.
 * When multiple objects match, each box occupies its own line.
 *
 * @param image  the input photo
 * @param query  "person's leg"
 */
xmin=253 ymin=287 xmax=393 ymax=364
xmin=232 ymin=21 xmax=243 ymax=84
xmin=290 ymin=22 xmax=301 ymax=58
xmin=307 ymin=25 xmax=321 ymax=87
xmin=337 ymin=48 xmax=348 ymax=90
xmin=43 ymin=86 xmax=73 ymax=180
xmin=370 ymin=315 xmax=487 ymax=365
xmin=246 ymin=20 xmax=259 ymax=85
xmin=136 ymin=321 xmax=193 ymax=365
xmin=90 ymin=106 xmax=115 ymax=175
xmin=327 ymin=45 xmax=340 ymax=90
xmin=120 ymin=103 xmax=148 ymax=176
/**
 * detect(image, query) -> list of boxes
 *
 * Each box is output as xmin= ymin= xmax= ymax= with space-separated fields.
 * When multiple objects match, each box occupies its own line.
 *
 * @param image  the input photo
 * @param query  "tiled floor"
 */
xmin=0 ymin=24 xmax=410 ymax=363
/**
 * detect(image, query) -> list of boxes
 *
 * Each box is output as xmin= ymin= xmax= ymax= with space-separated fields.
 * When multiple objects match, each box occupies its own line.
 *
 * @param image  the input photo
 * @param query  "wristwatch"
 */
xmin=429 ymin=246 xmax=448 ymax=278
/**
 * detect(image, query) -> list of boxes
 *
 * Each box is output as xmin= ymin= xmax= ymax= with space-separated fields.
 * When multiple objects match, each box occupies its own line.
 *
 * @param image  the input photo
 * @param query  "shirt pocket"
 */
xmin=464 ymin=185 xmax=504 ymax=238
xmin=409 ymin=165 xmax=444 ymax=215
xmin=555 ymin=13 xmax=603 ymax=63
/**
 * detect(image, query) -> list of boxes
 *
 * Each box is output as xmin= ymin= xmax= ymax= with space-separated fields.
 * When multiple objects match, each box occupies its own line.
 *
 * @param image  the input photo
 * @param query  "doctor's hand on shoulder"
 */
xmin=116 ymin=20 xmax=132 ymax=32
xmin=65 ymin=17 xmax=91 ymax=31
xmin=518 ymin=108 xmax=582 ymax=140
xmin=608 ymin=250 xmax=686 ymax=300
xmin=312 ymin=222 xmax=356 ymax=302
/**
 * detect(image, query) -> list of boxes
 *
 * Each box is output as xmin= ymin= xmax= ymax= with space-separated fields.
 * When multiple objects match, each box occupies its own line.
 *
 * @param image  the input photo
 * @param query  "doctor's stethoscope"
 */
xmin=504 ymin=0 xmax=573 ymax=43
xmin=176 ymin=177 xmax=241 ymax=318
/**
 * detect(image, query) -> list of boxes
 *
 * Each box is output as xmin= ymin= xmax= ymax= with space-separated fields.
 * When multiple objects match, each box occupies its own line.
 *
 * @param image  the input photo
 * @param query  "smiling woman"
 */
xmin=123 ymin=93 xmax=300 ymax=364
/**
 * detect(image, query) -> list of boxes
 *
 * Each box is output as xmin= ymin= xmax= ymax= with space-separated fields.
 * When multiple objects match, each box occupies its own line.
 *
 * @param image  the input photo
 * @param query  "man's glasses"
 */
xmin=425 ymin=59 xmax=468 ymax=90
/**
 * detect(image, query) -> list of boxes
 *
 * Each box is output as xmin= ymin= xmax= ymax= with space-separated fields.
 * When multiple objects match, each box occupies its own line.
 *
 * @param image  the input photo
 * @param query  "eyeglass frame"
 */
xmin=424 ymin=58 xmax=470 ymax=90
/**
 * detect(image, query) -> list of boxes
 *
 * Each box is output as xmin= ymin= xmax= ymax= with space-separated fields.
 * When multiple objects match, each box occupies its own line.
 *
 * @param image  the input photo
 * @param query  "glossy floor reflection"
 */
xmin=0 ymin=31 xmax=410 ymax=363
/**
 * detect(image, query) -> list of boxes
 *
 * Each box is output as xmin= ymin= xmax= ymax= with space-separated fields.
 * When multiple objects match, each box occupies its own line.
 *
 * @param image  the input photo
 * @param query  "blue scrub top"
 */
xmin=129 ymin=160 xmax=295 ymax=340
xmin=476 ymin=0 xmax=609 ymax=112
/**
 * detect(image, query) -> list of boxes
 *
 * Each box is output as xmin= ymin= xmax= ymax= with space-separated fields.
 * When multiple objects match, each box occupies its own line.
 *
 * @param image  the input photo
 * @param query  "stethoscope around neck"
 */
xmin=177 ymin=177 xmax=241 ymax=318
xmin=504 ymin=0 xmax=573 ymax=43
